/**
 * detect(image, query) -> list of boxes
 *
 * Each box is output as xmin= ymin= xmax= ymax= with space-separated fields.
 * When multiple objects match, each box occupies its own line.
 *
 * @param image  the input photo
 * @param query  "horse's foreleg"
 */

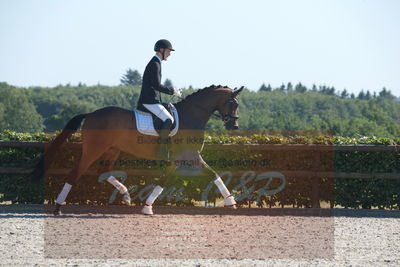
xmin=200 ymin=156 xmax=237 ymax=209
xmin=214 ymin=175 xmax=237 ymax=208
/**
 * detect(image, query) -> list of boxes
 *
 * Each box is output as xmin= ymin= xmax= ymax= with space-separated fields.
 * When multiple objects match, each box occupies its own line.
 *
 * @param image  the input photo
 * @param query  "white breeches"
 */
xmin=143 ymin=104 xmax=174 ymax=123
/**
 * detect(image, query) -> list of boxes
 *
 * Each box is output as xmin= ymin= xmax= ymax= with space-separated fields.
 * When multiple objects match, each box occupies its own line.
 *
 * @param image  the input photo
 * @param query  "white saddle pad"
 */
xmin=133 ymin=105 xmax=179 ymax=137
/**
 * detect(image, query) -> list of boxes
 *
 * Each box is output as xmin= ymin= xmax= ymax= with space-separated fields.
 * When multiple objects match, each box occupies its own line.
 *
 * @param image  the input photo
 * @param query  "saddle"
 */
xmin=133 ymin=103 xmax=179 ymax=137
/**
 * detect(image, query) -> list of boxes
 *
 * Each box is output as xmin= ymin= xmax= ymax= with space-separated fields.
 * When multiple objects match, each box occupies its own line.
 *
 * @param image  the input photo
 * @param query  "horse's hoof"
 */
xmin=224 ymin=195 xmax=237 ymax=207
xmin=122 ymin=192 xmax=131 ymax=205
xmin=225 ymin=204 xmax=237 ymax=210
xmin=141 ymin=205 xmax=154 ymax=215
xmin=53 ymin=210 xmax=62 ymax=216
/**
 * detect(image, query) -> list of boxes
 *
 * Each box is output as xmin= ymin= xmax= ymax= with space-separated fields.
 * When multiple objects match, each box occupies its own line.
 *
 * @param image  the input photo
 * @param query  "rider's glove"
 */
xmin=173 ymin=88 xmax=182 ymax=98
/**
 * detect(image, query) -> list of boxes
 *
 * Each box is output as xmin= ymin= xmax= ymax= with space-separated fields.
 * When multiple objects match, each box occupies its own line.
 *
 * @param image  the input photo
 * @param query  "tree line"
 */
xmin=259 ymin=82 xmax=396 ymax=100
xmin=0 ymin=80 xmax=399 ymax=138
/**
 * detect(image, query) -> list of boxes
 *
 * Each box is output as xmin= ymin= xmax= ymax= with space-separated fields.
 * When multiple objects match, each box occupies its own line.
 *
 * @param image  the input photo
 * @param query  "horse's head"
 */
xmin=217 ymin=86 xmax=244 ymax=130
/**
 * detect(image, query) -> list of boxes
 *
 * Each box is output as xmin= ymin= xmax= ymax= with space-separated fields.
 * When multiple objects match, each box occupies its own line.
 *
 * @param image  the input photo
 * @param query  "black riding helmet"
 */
xmin=154 ymin=39 xmax=175 ymax=52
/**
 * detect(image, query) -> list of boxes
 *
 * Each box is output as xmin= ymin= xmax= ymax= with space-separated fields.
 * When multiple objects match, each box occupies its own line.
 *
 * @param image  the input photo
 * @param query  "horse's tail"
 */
xmin=28 ymin=113 xmax=87 ymax=183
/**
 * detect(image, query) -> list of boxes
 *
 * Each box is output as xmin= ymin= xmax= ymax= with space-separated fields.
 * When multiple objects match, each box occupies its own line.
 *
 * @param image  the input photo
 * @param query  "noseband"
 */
xmin=220 ymin=94 xmax=239 ymax=124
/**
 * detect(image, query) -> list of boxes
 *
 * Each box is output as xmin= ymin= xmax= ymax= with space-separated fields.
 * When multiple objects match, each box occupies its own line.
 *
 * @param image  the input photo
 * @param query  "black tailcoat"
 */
xmin=137 ymin=56 xmax=174 ymax=111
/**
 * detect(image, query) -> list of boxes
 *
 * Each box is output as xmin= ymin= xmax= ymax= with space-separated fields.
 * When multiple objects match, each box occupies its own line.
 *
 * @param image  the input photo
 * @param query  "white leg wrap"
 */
xmin=214 ymin=177 xmax=231 ymax=198
xmin=224 ymin=195 xmax=237 ymax=206
xmin=145 ymin=185 xmax=164 ymax=206
xmin=107 ymin=176 xmax=128 ymax=194
xmin=141 ymin=205 xmax=154 ymax=215
xmin=56 ymin=183 xmax=72 ymax=205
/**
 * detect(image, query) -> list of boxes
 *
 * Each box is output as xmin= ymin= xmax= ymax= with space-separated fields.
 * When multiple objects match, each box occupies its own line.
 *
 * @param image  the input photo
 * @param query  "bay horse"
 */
xmin=29 ymin=85 xmax=244 ymax=215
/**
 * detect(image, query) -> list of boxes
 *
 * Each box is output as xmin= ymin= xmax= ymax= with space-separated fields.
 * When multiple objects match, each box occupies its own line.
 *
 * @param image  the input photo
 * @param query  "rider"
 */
xmin=137 ymin=39 xmax=182 ymax=160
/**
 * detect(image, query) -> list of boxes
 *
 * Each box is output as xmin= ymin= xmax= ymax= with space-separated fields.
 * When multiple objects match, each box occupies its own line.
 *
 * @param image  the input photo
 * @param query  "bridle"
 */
xmin=174 ymin=92 xmax=239 ymax=126
xmin=219 ymin=94 xmax=239 ymax=125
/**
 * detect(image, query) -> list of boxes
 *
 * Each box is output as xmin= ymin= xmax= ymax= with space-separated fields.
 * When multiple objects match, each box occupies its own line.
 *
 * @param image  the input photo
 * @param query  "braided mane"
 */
xmin=176 ymin=84 xmax=230 ymax=104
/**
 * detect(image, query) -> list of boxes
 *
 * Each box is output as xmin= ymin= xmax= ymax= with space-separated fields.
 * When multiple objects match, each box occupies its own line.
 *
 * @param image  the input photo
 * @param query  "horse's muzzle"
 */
xmin=225 ymin=122 xmax=239 ymax=130
xmin=223 ymin=114 xmax=239 ymax=130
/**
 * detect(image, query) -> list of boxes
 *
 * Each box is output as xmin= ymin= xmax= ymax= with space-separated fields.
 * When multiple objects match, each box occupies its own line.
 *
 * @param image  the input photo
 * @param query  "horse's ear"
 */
xmin=233 ymin=86 xmax=244 ymax=97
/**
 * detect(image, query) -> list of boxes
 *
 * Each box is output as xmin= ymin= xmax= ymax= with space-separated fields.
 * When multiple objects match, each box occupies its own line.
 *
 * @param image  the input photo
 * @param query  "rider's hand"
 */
xmin=173 ymin=88 xmax=182 ymax=98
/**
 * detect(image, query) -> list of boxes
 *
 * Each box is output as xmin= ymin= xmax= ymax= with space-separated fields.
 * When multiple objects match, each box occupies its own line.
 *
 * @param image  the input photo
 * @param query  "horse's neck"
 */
xmin=175 ymin=94 xmax=216 ymax=130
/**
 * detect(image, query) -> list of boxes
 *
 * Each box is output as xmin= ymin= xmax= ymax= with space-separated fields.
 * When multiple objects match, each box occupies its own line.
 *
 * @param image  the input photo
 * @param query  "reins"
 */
xmin=172 ymin=95 xmax=221 ymax=119
xmin=172 ymin=94 xmax=238 ymax=122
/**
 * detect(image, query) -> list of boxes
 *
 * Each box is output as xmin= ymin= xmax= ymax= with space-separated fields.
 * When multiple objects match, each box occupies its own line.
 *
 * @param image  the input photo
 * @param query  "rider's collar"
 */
xmin=154 ymin=54 xmax=162 ymax=63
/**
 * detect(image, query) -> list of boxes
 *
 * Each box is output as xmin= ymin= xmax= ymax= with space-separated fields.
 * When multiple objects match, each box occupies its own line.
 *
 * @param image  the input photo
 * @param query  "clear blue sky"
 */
xmin=1 ymin=0 xmax=399 ymax=96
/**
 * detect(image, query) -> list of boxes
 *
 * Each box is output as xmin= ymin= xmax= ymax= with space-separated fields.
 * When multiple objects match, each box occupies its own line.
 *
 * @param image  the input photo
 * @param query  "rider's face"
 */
xmin=160 ymin=48 xmax=171 ymax=60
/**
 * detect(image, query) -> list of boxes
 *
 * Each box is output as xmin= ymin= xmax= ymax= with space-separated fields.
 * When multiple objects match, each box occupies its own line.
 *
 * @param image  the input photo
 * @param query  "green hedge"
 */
xmin=0 ymin=130 xmax=399 ymax=209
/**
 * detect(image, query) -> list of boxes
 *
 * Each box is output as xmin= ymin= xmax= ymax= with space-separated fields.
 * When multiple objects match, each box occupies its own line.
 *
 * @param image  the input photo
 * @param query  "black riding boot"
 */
xmin=157 ymin=119 xmax=173 ymax=161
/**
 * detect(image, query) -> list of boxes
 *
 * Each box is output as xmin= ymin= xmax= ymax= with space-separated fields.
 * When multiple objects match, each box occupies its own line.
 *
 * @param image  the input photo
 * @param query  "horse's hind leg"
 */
xmin=141 ymin=164 xmax=176 ymax=215
xmin=97 ymin=148 xmax=131 ymax=205
xmin=53 ymin=137 xmax=111 ymax=215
